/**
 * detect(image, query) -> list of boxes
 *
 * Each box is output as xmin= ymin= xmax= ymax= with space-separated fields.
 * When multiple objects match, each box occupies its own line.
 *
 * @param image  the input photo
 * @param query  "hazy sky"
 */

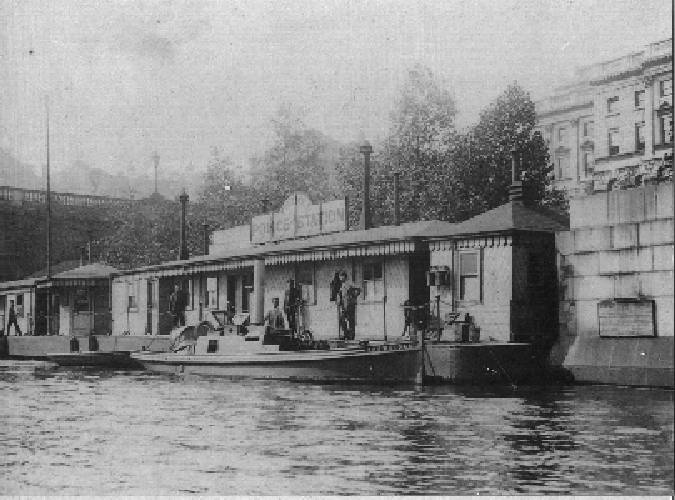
xmin=1 ymin=0 xmax=671 ymax=177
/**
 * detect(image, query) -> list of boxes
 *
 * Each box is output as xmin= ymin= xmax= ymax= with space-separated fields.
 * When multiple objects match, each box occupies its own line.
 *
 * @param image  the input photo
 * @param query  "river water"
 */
xmin=0 ymin=360 xmax=672 ymax=495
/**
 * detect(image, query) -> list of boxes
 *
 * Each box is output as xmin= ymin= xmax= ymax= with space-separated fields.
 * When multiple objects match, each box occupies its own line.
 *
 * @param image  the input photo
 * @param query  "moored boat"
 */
xmin=46 ymin=350 xmax=143 ymax=369
xmin=131 ymin=327 xmax=420 ymax=383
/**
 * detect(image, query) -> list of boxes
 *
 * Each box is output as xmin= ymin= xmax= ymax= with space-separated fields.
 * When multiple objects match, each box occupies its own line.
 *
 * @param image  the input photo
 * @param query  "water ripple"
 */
xmin=0 ymin=360 xmax=672 ymax=495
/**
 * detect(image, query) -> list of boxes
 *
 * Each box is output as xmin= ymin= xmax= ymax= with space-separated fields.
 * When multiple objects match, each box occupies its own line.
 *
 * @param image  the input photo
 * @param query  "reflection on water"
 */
xmin=0 ymin=360 xmax=672 ymax=495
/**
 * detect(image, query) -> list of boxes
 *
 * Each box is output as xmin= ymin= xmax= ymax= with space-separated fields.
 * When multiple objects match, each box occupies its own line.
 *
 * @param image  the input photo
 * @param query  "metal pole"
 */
xmin=45 ymin=96 xmax=52 ymax=335
xmin=393 ymin=172 xmax=400 ymax=226
xmin=359 ymin=141 xmax=372 ymax=230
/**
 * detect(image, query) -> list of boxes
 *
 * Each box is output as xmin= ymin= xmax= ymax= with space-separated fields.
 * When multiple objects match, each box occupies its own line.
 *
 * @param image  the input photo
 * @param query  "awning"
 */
xmin=130 ymin=259 xmax=255 ymax=279
xmin=264 ymin=241 xmax=416 ymax=265
xmin=429 ymin=235 xmax=512 ymax=251
xmin=37 ymin=278 xmax=109 ymax=289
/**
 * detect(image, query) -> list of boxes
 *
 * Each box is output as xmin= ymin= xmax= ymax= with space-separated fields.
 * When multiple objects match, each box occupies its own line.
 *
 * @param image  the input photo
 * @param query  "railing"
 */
xmin=0 ymin=185 xmax=130 ymax=207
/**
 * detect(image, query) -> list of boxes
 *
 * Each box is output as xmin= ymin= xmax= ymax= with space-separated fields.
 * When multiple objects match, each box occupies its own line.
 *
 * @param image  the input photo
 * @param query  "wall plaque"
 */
xmin=598 ymin=299 xmax=656 ymax=337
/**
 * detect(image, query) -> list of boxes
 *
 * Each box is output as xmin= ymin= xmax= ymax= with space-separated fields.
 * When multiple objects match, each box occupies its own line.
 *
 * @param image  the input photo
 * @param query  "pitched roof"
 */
xmin=27 ymin=260 xmax=82 ymax=279
xmin=123 ymin=219 xmax=457 ymax=273
xmin=51 ymin=263 xmax=118 ymax=280
xmin=424 ymin=201 xmax=569 ymax=238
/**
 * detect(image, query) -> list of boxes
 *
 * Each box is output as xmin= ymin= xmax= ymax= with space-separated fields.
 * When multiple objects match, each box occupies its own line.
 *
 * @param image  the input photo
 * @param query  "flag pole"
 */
xmin=45 ymin=96 xmax=52 ymax=335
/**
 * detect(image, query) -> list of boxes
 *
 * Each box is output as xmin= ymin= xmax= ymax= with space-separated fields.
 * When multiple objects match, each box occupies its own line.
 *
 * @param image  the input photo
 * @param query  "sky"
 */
xmin=0 ymin=0 xmax=671 ymax=179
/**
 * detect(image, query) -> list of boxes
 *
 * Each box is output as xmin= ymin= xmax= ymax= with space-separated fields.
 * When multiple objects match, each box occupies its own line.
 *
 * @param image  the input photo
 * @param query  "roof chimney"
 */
xmin=509 ymin=148 xmax=523 ymax=203
xmin=359 ymin=140 xmax=373 ymax=230
xmin=179 ymin=189 xmax=189 ymax=260
xmin=202 ymin=223 xmax=209 ymax=256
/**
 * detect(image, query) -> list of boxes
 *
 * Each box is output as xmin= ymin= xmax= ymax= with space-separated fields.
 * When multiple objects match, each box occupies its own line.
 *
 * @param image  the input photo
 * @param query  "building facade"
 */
xmin=535 ymin=38 xmax=673 ymax=195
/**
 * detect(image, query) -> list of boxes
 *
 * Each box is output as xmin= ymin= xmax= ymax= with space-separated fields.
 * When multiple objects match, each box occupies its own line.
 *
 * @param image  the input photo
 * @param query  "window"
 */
xmin=661 ymin=115 xmax=674 ymax=144
xmin=634 ymin=122 xmax=645 ymax=151
xmin=607 ymin=96 xmax=619 ymax=114
xmin=608 ymin=129 xmax=620 ymax=155
xmin=557 ymin=127 xmax=567 ymax=145
xmin=556 ymin=155 xmax=570 ymax=179
xmin=127 ymin=282 xmax=138 ymax=310
xmin=16 ymin=294 xmax=24 ymax=317
xmin=661 ymin=79 xmax=673 ymax=97
xmin=296 ymin=264 xmax=316 ymax=305
xmin=583 ymin=121 xmax=594 ymax=138
xmin=634 ymin=90 xmax=645 ymax=108
xmin=583 ymin=152 xmax=594 ymax=177
xmin=459 ymin=252 xmax=481 ymax=302
xmin=242 ymin=274 xmax=253 ymax=313
xmin=206 ymin=277 xmax=218 ymax=309
xmin=362 ymin=260 xmax=384 ymax=301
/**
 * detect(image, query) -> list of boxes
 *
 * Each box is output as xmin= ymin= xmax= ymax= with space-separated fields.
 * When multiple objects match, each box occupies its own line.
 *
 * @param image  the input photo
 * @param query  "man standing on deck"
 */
xmin=169 ymin=283 xmax=187 ymax=327
xmin=284 ymin=279 xmax=300 ymax=335
xmin=6 ymin=300 xmax=22 ymax=336
xmin=264 ymin=297 xmax=285 ymax=330
xmin=338 ymin=271 xmax=360 ymax=340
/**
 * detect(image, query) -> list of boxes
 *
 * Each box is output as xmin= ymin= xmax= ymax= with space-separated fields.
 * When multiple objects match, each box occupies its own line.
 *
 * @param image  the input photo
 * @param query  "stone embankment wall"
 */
xmin=552 ymin=182 xmax=673 ymax=387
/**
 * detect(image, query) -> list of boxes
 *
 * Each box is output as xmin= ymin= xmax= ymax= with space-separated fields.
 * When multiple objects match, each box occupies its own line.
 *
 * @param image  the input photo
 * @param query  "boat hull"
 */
xmin=132 ymin=348 xmax=420 ymax=383
xmin=46 ymin=351 xmax=143 ymax=369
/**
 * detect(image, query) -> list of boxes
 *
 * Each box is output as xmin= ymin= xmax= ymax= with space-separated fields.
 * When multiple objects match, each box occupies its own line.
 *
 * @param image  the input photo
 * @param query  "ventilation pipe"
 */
xmin=509 ymin=148 xmax=523 ymax=203
xmin=359 ymin=140 xmax=373 ymax=230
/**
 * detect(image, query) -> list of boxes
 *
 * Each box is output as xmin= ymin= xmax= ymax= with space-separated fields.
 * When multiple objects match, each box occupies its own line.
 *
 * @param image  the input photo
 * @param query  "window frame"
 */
xmin=16 ymin=294 xmax=24 ymax=317
xmin=608 ymin=128 xmax=620 ymax=156
xmin=127 ymin=281 xmax=138 ymax=311
xmin=660 ymin=79 xmax=673 ymax=98
xmin=362 ymin=259 xmax=384 ymax=302
xmin=607 ymin=96 xmax=619 ymax=115
xmin=556 ymin=154 xmax=570 ymax=179
xmin=583 ymin=121 xmax=594 ymax=138
xmin=635 ymin=122 xmax=645 ymax=151
xmin=583 ymin=151 xmax=594 ymax=177
xmin=458 ymin=250 xmax=482 ymax=303
xmin=557 ymin=127 xmax=567 ymax=145
xmin=205 ymin=276 xmax=218 ymax=310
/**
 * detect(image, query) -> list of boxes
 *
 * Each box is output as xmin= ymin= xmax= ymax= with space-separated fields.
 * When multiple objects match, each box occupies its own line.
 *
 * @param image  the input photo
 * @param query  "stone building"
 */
xmin=535 ymin=38 xmax=672 ymax=195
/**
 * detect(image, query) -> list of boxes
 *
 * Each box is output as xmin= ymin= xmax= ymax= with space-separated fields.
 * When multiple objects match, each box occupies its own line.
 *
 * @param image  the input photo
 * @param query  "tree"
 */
xmin=351 ymin=65 xmax=459 ymax=225
xmin=250 ymin=104 xmax=341 ymax=212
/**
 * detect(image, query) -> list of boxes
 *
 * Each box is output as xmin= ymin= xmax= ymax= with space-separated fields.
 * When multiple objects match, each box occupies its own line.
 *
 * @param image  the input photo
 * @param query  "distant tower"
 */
xmin=151 ymin=151 xmax=160 ymax=195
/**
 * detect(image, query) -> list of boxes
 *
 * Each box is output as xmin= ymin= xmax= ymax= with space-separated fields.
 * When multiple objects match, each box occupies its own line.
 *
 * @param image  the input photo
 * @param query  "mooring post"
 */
xmin=415 ymin=306 xmax=425 ymax=386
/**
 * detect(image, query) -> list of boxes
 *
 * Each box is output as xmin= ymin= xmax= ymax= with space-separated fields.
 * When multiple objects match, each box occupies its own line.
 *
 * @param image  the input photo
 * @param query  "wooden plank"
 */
xmin=598 ymin=299 xmax=655 ymax=337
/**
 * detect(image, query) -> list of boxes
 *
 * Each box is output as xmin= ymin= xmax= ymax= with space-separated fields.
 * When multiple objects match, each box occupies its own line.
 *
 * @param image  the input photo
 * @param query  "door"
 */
xmin=227 ymin=276 xmax=236 ymax=315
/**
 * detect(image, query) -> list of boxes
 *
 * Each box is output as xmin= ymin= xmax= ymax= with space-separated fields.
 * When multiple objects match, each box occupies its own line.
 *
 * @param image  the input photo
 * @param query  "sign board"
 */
xmin=598 ymin=299 xmax=655 ymax=337
xmin=250 ymin=193 xmax=347 ymax=243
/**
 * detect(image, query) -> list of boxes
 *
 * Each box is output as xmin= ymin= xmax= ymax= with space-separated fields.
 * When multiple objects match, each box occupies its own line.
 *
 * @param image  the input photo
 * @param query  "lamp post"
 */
xmin=359 ymin=140 xmax=373 ymax=230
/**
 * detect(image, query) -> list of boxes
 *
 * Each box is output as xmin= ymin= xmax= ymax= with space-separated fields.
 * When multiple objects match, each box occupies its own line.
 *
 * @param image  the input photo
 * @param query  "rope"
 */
xmin=487 ymin=347 xmax=518 ymax=389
